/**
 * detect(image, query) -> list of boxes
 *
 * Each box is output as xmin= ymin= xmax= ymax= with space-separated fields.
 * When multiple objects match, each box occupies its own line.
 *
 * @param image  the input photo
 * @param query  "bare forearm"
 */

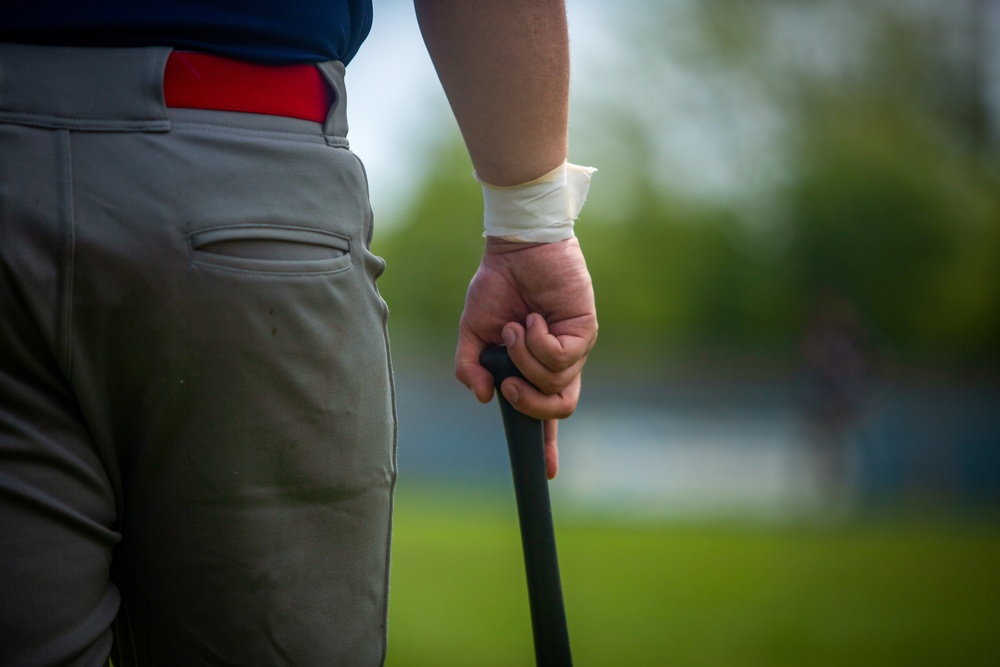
xmin=414 ymin=0 xmax=570 ymax=186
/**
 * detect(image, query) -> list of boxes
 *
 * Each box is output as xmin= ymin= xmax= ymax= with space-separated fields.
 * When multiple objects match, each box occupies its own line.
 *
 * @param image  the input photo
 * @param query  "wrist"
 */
xmin=476 ymin=161 xmax=596 ymax=243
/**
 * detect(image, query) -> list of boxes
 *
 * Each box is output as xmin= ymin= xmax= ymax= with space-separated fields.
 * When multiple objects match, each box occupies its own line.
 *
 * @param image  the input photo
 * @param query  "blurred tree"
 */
xmin=786 ymin=104 xmax=1000 ymax=367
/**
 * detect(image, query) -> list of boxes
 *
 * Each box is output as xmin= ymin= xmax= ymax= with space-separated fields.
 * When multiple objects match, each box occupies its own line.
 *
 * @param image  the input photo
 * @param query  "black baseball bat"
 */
xmin=480 ymin=345 xmax=572 ymax=667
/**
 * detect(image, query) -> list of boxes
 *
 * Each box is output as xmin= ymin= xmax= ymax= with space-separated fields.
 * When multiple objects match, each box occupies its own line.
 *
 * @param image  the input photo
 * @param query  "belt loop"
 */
xmin=317 ymin=61 xmax=349 ymax=143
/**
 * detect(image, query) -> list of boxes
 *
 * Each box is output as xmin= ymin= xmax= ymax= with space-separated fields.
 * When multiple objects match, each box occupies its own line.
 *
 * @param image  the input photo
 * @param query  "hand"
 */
xmin=455 ymin=237 xmax=598 ymax=479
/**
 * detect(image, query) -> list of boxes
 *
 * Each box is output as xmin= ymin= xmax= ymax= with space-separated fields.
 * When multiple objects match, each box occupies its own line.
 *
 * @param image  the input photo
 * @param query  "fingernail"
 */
xmin=505 ymin=384 xmax=520 ymax=403
xmin=526 ymin=314 xmax=537 ymax=329
xmin=503 ymin=327 xmax=516 ymax=347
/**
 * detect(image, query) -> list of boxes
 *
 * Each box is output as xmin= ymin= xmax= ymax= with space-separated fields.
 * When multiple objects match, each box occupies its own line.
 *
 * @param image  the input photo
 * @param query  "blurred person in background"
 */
xmin=0 ymin=1 xmax=597 ymax=665
xmin=797 ymin=288 xmax=887 ymax=515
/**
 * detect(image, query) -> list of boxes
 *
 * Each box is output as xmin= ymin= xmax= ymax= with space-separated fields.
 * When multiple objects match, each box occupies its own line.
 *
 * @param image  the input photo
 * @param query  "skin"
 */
xmin=415 ymin=0 xmax=598 ymax=478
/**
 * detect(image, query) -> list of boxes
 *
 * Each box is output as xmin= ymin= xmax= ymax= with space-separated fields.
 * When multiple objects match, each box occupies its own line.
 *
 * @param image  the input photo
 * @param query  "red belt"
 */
xmin=163 ymin=51 xmax=333 ymax=123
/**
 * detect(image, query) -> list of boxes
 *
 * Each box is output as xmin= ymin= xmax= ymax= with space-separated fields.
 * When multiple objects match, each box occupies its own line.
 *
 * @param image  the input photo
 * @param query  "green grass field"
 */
xmin=386 ymin=482 xmax=1000 ymax=667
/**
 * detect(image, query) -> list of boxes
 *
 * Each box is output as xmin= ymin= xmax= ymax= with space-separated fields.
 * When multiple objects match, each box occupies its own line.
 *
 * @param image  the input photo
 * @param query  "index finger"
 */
xmin=455 ymin=329 xmax=497 ymax=404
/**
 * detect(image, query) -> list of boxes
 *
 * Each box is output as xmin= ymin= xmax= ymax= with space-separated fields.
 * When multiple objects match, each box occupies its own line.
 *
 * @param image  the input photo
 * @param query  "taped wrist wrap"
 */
xmin=476 ymin=161 xmax=597 ymax=243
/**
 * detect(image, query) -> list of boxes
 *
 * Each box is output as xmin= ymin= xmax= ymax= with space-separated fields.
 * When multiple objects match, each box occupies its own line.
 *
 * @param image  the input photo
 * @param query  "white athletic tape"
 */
xmin=476 ymin=161 xmax=597 ymax=243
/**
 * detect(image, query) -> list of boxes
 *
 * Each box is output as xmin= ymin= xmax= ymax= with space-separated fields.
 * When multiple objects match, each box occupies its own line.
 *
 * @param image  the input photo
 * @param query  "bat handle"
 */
xmin=480 ymin=345 xmax=572 ymax=667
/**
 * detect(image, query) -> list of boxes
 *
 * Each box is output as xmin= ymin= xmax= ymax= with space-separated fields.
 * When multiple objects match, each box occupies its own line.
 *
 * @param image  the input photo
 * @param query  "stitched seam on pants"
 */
xmin=56 ymin=130 xmax=75 ymax=377
xmin=375 ymin=260 xmax=396 ymax=667
xmin=169 ymin=120 xmax=330 ymax=145
xmin=347 ymin=151 xmax=376 ymax=248
xmin=0 ymin=112 xmax=171 ymax=133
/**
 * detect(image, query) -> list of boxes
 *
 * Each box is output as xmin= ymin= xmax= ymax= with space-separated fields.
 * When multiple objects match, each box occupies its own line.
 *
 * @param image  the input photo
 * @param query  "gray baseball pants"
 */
xmin=0 ymin=43 xmax=397 ymax=666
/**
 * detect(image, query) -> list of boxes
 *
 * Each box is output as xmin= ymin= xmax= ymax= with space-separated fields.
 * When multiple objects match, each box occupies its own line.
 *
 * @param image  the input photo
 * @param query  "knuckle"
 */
xmin=540 ymin=378 xmax=563 ymax=395
xmin=553 ymin=403 xmax=575 ymax=420
xmin=548 ymin=349 xmax=575 ymax=372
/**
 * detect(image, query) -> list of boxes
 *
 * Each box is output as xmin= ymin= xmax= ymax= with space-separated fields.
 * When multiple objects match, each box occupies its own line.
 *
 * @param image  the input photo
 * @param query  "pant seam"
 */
xmin=169 ymin=119 xmax=332 ymax=143
xmin=56 ymin=130 xmax=76 ymax=378
xmin=377 ymin=296 xmax=397 ymax=667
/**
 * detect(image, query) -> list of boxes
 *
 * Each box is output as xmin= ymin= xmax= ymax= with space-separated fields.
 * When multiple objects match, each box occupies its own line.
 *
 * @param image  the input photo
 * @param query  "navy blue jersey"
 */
xmin=0 ymin=0 xmax=373 ymax=65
